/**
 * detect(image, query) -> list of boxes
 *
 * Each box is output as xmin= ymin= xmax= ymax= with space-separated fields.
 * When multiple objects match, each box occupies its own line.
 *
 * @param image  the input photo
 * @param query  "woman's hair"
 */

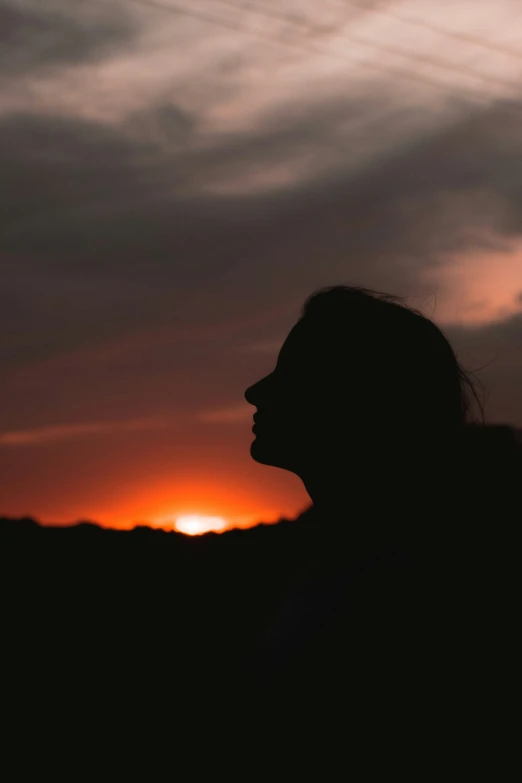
xmin=299 ymin=285 xmax=483 ymax=438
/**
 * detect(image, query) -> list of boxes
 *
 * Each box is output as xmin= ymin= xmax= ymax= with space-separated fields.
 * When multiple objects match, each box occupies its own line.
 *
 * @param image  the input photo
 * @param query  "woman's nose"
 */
xmin=245 ymin=374 xmax=271 ymax=406
xmin=244 ymin=381 xmax=258 ymax=405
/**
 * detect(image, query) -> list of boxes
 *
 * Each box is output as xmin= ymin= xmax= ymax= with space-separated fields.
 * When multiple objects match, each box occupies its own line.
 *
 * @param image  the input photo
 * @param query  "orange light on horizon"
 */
xmin=174 ymin=514 xmax=228 ymax=536
xmin=127 ymin=475 xmax=300 ymax=534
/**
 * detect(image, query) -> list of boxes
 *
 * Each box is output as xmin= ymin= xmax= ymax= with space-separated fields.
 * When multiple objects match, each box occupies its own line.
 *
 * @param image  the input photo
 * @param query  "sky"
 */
xmin=1 ymin=0 xmax=522 ymax=531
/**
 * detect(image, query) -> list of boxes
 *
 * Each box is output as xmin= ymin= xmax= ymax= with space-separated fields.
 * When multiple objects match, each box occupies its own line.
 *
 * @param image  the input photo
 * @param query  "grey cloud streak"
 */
xmin=0 ymin=0 xmax=136 ymax=76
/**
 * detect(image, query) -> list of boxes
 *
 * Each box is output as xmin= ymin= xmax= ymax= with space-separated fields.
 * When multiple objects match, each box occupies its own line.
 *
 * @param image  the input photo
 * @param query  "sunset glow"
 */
xmin=174 ymin=515 xmax=228 ymax=536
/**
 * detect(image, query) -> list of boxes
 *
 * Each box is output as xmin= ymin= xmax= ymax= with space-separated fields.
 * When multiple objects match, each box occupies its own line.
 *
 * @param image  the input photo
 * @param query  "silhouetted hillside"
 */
xmin=1 ymin=508 xmax=316 ymax=737
xmin=1 ymin=513 xmax=306 ymax=661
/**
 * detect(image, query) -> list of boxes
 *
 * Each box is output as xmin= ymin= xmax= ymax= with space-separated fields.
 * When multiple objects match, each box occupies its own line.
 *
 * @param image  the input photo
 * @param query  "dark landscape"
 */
xmin=3 ymin=423 xmax=521 ymax=747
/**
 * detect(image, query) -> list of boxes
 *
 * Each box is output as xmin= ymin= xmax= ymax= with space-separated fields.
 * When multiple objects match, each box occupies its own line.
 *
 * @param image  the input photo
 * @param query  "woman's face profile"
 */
xmin=245 ymin=320 xmax=339 ymax=475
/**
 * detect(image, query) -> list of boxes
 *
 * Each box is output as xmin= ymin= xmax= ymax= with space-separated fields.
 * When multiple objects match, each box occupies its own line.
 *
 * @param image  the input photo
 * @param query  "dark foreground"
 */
xmin=2 ymin=423 xmax=520 ymax=772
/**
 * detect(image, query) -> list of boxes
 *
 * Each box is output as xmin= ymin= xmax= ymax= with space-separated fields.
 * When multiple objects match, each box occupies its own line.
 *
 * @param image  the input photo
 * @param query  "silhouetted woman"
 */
xmin=245 ymin=285 xmax=477 ymax=527
xmin=241 ymin=286 xmax=519 ymax=769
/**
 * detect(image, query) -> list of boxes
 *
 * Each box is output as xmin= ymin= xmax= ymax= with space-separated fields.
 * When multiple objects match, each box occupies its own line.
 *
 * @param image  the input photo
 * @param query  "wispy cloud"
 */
xmin=0 ymin=417 xmax=172 ymax=446
xmin=197 ymin=403 xmax=253 ymax=423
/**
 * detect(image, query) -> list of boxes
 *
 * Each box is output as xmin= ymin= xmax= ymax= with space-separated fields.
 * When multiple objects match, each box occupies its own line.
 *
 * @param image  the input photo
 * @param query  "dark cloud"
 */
xmin=0 ymin=112 xmax=148 ymax=227
xmin=0 ymin=0 xmax=135 ymax=76
xmin=0 ymin=95 xmax=387 ymax=236
xmin=127 ymin=104 xmax=199 ymax=150
xmin=0 ymin=97 xmax=393 ymax=366
xmin=2 ymin=94 xmax=522 ymax=429
xmin=287 ymin=100 xmax=522 ymax=271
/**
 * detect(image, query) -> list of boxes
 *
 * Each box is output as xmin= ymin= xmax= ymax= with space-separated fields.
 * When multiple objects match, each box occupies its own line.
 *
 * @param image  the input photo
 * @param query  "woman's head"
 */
xmin=245 ymin=286 xmax=480 ymax=487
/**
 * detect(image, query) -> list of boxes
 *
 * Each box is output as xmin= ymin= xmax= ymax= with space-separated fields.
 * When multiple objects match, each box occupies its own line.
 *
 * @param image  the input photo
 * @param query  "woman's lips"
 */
xmin=252 ymin=414 xmax=268 ymax=433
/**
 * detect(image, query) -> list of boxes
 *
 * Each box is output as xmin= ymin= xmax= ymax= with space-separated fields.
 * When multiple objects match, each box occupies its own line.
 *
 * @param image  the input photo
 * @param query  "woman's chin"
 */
xmin=250 ymin=436 xmax=297 ymax=473
xmin=250 ymin=435 xmax=271 ymax=465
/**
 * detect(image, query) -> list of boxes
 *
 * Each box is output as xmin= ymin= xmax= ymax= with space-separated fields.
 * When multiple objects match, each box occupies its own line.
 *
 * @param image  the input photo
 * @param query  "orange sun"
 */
xmin=174 ymin=514 xmax=228 ymax=536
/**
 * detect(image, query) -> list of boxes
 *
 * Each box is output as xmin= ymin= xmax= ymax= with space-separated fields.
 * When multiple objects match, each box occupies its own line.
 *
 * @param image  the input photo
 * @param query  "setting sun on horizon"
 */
xmin=174 ymin=514 xmax=228 ymax=536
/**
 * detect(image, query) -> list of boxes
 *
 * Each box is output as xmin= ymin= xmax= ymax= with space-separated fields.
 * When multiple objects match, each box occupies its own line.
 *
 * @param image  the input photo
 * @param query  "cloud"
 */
xmin=1 ymin=97 xmax=403 ymax=372
xmin=0 ymin=417 xmax=173 ymax=446
xmin=0 ymin=0 xmax=136 ymax=77
xmin=197 ymin=403 xmax=253 ymax=424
